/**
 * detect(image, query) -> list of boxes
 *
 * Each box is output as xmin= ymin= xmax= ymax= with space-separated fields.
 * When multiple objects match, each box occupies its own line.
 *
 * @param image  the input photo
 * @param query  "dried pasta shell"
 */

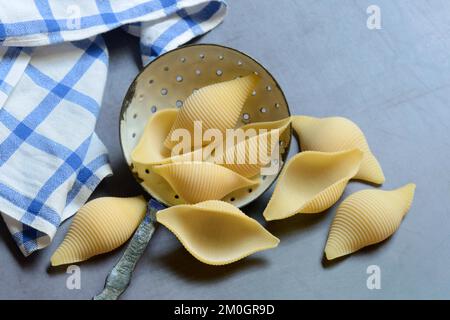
xmin=239 ymin=117 xmax=292 ymax=133
xmin=164 ymin=75 xmax=258 ymax=149
xmin=263 ymin=149 xmax=363 ymax=221
xmin=152 ymin=161 xmax=258 ymax=204
xmin=325 ymin=184 xmax=416 ymax=260
xmin=292 ymin=116 xmax=385 ymax=184
xmin=51 ymin=196 xmax=147 ymax=266
xmin=216 ymin=117 xmax=291 ymax=177
xmin=156 ymin=200 xmax=279 ymax=265
xmin=131 ymin=109 xmax=177 ymax=166
xmin=131 ymin=109 xmax=203 ymax=168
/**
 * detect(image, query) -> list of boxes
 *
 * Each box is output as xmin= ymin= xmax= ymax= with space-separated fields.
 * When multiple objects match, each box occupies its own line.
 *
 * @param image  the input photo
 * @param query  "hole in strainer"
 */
xmin=180 ymin=57 xmax=186 ymax=63
xmin=266 ymin=85 xmax=272 ymax=91
xmin=262 ymin=175 xmax=267 ymax=180
xmin=163 ymin=66 xmax=169 ymax=71
xmin=176 ymin=75 xmax=183 ymax=82
xmin=151 ymin=105 xmax=157 ymax=113
xmin=242 ymin=113 xmax=250 ymax=121
xmin=149 ymin=79 xmax=154 ymax=84
xmin=251 ymin=90 xmax=256 ymax=96
xmin=161 ymin=88 xmax=168 ymax=95
xmin=195 ymin=69 xmax=201 ymax=76
xmin=275 ymin=103 xmax=280 ymax=109
xmin=145 ymin=169 xmax=150 ymax=174
xmin=176 ymin=100 xmax=183 ymax=108
xmin=199 ymin=53 xmax=205 ymax=59
xmin=218 ymin=55 xmax=224 ymax=60
xmin=132 ymin=133 xmax=136 ymax=138
xmin=133 ymin=113 xmax=137 ymax=119
xmin=237 ymin=60 xmax=243 ymax=66
xmin=248 ymin=188 xmax=253 ymax=193
xmin=174 ymin=195 xmax=179 ymax=199
xmin=230 ymin=197 xmax=235 ymax=202
xmin=216 ymin=69 xmax=223 ymax=76
xmin=260 ymin=107 xmax=267 ymax=113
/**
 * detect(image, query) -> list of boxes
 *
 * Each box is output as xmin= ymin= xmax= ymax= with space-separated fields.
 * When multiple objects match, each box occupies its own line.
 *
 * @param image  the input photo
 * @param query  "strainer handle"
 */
xmin=93 ymin=199 xmax=165 ymax=300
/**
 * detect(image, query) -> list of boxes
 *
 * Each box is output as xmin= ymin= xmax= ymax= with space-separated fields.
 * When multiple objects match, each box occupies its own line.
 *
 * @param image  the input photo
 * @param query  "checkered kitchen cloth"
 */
xmin=0 ymin=0 xmax=227 ymax=256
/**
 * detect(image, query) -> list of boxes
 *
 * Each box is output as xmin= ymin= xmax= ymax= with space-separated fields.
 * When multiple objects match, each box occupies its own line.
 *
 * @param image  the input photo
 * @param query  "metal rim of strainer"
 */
xmin=119 ymin=43 xmax=292 ymax=208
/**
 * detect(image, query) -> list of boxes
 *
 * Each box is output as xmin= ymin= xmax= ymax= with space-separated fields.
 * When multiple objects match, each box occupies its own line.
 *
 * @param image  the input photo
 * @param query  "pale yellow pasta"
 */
xmin=263 ymin=149 xmax=363 ymax=221
xmin=131 ymin=109 xmax=203 ymax=169
xmin=156 ymin=200 xmax=279 ymax=265
xmin=215 ymin=117 xmax=291 ymax=177
xmin=152 ymin=161 xmax=258 ymax=204
xmin=325 ymin=184 xmax=416 ymax=260
xmin=51 ymin=196 xmax=146 ymax=266
xmin=164 ymin=75 xmax=258 ymax=149
xmin=292 ymin=115 xmax=385 ymax=184
xmin=131 ymin=109 xmax=177 ymax=166
xmin=239 ymin=117 xmax=292 ymax=132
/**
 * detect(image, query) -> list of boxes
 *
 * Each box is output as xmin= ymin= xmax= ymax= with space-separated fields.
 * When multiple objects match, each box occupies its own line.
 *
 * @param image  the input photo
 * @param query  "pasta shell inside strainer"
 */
xmin=120 ymin=44 xmax=291 ymax=207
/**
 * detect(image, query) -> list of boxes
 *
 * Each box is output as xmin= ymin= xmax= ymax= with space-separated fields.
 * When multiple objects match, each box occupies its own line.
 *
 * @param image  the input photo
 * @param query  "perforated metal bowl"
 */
xmin=119 ymin=44 xmax=291 ymax=208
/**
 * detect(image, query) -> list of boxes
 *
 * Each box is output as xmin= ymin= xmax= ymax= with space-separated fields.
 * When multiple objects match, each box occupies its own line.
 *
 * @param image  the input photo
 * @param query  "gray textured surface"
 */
xmin=1 ymin=0 xmax=450 ymax=299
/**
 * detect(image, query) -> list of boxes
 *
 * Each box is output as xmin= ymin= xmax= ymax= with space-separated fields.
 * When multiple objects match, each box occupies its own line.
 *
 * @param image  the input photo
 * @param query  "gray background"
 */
xmin=1 ymin=0 xmax=450 ymax=299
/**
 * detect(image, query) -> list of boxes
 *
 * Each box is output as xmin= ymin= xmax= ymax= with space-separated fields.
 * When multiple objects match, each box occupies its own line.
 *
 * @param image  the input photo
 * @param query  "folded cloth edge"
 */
xmin=0 ymin=0 xmax=228 ymax=48
xmin=0 ymin=162 xmax=112 ymax=256
xmin=0 ymin=0 xmax=227 ymax=257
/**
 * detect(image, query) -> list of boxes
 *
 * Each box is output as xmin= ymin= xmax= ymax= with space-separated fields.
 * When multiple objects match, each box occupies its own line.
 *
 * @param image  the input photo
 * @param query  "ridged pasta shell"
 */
xmin=325 ymin=184 xmax=416 ymax=260
xmin=263 ymin=149 xmax=363 ymax=221
xmin=156 ymin=200 xmax=279 ymax=265
xmin=292 ymin=115 xmax=385 ymax=184
xmin=215 ymin=117 xmax=291 ymax=177
xmin=131 ymin=109 xmax=177 ymax=166
xmin=164 ymin=75 xmax=259 ymax=149
xmin=131 ymin=109 xmax=203 ymax=169
xmin=51 ymin=196 xmax=147 ymax=266
xmin=152 ymin=161 xmax=258 ymax=204
xmin=239 ymin=117 xmax=292 ymax=133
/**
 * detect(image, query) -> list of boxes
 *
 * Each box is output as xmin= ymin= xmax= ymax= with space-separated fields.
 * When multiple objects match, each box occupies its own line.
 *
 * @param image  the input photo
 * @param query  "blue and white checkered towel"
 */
xmin=0 ymin=0 xmax=227 ymax=256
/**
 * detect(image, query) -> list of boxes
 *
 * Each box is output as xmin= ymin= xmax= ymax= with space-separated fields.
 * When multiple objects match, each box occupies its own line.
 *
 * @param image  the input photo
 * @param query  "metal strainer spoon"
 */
xmin=94 ymin=44 xmax=291 ymax=299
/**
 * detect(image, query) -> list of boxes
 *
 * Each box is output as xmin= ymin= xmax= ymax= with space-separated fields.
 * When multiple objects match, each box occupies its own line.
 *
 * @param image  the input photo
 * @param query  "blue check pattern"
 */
xmin=0 ymin=0 xmax=227 ymax=256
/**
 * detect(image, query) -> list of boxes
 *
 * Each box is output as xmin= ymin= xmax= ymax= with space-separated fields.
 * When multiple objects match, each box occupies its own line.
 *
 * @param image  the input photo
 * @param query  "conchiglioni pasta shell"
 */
xmin=239 ymin=117 xmax=292 ymax=133
xmin=215 ymin=117 xmax=291 ymax=177
xmin=131 ymin=109 xmax=177 ymax=166
xmin=156 ymin=200 xmax=279 ymax=265
xmin=164 ymin=75 xmax=258 ymax=149
xmin=292 ymin=116 xmax=385 ymax=184
xmin=51 ymin=196 xmax=147 ymax=266
xmin=152 ymin=161 xmax=258 ymax=204
xmin=263 ymin=149 xmax=363 ymax=221
xmin=131 ymin=109 xmax=203 ymax=168
xmin=325 ymin=183 xmax=416 ymax=260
